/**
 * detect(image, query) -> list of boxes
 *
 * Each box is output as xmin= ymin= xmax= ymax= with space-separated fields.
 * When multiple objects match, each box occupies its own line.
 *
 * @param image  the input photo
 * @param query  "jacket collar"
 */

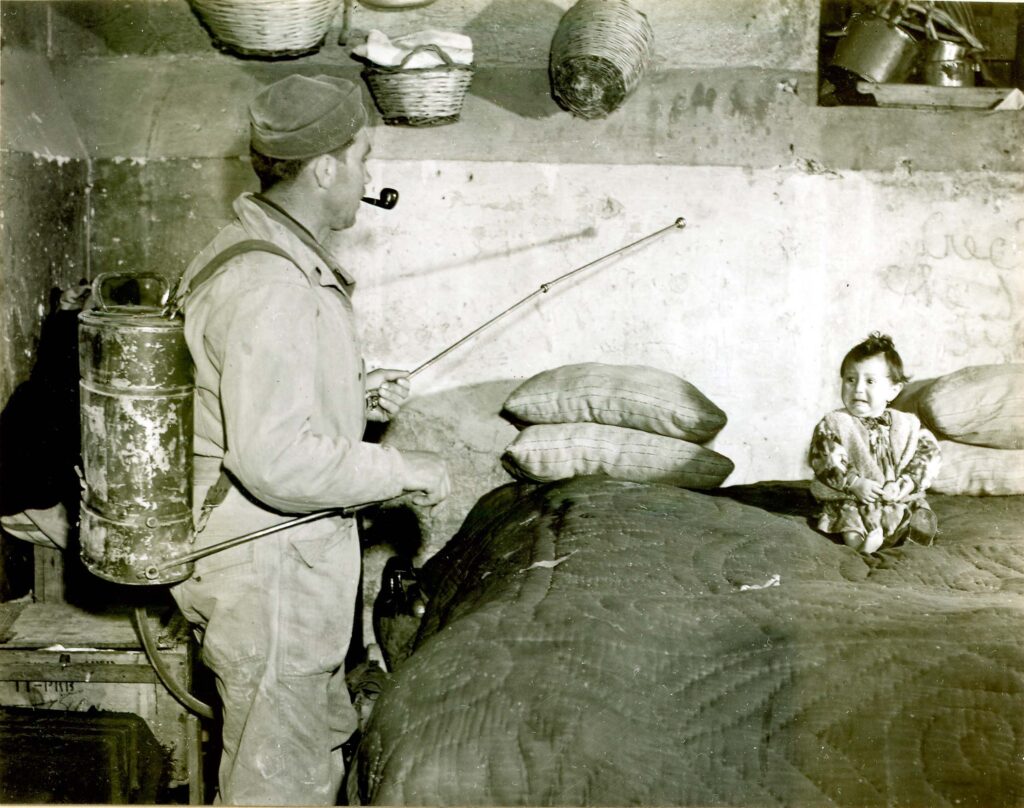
xmin=234 ymin=192 xmax=356 ymax=296
xmin=857 ymin=410 xmax=893 ymax=428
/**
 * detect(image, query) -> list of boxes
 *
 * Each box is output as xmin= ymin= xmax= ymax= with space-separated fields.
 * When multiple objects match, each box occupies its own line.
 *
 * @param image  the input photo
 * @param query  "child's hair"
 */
xmin=840 ymin=332 xmax=909 ymax=383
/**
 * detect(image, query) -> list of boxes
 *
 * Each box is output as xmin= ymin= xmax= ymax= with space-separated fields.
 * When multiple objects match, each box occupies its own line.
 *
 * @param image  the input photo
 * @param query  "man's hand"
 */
xmin=401 ymin=451 xmax=451 ymax=513
xmin=366 ymin=369 xmax=410 ymax=423
xmin=849 ymin=476 xmax=883 ymax=504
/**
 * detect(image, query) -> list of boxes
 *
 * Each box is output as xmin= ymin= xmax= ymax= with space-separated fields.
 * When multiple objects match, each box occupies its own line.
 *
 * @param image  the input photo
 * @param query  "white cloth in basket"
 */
xmin=354 ymin=29 xmax=473 ymax=68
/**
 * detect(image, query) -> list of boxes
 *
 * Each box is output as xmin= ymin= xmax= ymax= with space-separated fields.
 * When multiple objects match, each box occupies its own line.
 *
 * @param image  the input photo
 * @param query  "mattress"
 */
xmin=350 ymin=477 xmax=1024 ymax=806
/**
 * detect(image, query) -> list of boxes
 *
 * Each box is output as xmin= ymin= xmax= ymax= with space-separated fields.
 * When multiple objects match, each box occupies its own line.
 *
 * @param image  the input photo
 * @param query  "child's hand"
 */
xmin=880 ymin=481 xmax=903 ymax=503
xmin=849 ymin=476 xmax=883 ymax=504
xmin=881 ymin=478 xmax=915 ymax=503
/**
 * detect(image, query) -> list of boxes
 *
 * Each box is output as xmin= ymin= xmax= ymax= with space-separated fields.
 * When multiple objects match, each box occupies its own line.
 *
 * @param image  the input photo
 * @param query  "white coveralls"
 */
xmin=171 ymin=193 xmax=414 ymax=805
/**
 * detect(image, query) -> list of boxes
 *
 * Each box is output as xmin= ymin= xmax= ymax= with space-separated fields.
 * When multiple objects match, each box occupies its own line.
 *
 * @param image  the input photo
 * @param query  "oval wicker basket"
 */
xmin=361 ymin=44 xmax=474 ymax=127
xmin=190 ymin=0 xmax=342 ymax=58
xmin=550 ymin=0 xmax=654 ymax=119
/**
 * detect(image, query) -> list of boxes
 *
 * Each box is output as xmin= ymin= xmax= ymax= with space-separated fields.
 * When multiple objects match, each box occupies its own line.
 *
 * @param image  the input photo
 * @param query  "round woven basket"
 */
xmin=549 ymin=0 xmax=654 ymax=119
xmin=190 ymin=0 xmax=342 ymax=58
xmin=361 ymin=44 xmax=474 ymax=127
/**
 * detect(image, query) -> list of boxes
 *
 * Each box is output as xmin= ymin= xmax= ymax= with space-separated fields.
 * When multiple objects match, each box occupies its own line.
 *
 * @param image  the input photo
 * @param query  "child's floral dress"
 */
xmin=809 ymin=408 xmax=941 ymax=546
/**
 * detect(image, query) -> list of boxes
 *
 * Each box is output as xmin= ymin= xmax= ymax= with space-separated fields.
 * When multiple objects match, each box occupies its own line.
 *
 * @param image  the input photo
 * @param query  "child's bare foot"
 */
xmin=863 ymin=527 xmax=884 ymax=554
xmin=842 ymin=531 xmax=866 ymax=552
xmin=843 ymin=529 xmax=883 ymax=554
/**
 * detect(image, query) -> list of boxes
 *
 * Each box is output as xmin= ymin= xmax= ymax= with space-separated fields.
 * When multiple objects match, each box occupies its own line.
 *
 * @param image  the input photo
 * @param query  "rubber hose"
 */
xmin=131 ymin=606 xmax=214 ymax=720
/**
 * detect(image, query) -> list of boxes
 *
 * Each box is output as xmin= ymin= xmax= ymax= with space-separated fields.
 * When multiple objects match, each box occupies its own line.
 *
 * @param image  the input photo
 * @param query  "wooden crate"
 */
xmin=0 ymin=602 xmax=204 ymax=803
xmin=0 ymin=705 xmax=167 ymax=802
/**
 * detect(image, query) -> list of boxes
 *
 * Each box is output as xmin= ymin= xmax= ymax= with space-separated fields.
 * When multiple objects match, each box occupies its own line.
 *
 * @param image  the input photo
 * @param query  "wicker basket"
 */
xmin=549 ymin=0 xmax=654 ymax=119
xmin=361 ymin=44 xmax=474 ymax=127
xmin=190 ymin=0 xmax=342 ymax=58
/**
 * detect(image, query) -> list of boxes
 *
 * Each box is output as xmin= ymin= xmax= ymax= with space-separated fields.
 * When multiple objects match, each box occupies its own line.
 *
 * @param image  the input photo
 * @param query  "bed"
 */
xmin=349 ymin=475 xmax=1024 ymax=806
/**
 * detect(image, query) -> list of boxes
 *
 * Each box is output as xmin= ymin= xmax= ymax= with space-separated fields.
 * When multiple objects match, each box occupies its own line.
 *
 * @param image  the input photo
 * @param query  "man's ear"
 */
xmin=310 ymin=153 xmax=336 ymax=189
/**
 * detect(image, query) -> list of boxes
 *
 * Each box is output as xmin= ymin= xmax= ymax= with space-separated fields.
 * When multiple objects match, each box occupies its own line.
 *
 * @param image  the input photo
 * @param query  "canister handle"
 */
xmin=90 ymin=272 xmax=172 ymax=312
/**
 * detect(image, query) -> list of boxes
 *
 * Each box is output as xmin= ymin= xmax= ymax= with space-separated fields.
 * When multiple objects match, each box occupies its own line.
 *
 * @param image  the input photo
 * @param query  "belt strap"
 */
xmin=195 ymin=470 xmax=233 ymax=534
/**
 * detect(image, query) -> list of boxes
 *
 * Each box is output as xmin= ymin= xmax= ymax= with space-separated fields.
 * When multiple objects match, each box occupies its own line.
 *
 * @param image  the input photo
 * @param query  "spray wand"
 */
xmin=368 ymin=215 xmax=687 ymax=406
xmin=405 ymin=216 xmax=686 ymax=380
xmin=142 ymin=505 xmax=376 ymax=580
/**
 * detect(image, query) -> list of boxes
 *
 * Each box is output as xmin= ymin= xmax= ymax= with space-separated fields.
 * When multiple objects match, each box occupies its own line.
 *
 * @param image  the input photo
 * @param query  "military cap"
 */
xmin=249 ymin=74 xmax=368 ymax=160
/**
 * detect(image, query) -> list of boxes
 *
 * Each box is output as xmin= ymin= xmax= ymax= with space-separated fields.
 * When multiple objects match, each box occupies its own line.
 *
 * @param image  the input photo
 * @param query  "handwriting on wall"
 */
xmin=881 ymin=212 xmax=1023 ymax=360
xmin=918 ymin=211 xmax=1022 ymax=271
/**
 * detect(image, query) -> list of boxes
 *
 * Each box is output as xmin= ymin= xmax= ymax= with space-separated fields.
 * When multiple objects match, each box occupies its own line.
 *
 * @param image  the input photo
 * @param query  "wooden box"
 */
xmin=0 ymin=602 xmax=204 ymax=803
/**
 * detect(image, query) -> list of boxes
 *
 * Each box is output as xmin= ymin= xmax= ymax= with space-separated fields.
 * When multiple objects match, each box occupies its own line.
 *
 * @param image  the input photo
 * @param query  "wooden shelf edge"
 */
xmin=856 ymin=81 xmax=1021 ymax=109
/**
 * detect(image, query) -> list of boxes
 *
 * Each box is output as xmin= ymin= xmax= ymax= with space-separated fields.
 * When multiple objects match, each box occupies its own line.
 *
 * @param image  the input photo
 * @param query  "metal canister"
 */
xmin=921 ymin=39 xmax=975 ymax=87
xmin=78 ymin=274 xmax=195 ymax=585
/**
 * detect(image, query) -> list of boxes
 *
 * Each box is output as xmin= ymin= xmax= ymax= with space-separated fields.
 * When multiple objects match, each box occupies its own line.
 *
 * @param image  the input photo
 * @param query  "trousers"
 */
xmin=172 ymin=473 xmax=360 ymax=805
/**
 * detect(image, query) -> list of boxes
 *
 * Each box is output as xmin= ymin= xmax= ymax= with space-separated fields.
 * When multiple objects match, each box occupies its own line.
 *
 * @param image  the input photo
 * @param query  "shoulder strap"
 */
xmin=172 ymin=239 xmax=298 ymax=314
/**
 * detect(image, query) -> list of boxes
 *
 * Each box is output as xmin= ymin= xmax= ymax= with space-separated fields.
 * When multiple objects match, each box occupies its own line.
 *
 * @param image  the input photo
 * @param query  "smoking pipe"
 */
xmin=362 ymin=188 xmax=399 ymax=209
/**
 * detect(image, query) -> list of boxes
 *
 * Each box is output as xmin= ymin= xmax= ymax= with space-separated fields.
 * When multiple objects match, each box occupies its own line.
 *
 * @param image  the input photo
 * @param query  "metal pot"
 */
xmin=831 ymin=13 xmax=920 ymax=83
xmin=921 ymin=39 xmax=975 ymax=87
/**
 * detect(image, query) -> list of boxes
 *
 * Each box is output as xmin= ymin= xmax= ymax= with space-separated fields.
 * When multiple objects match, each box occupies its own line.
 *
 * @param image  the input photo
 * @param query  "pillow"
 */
xmin=502 ymin=422 xmax=734 ymax=489
xmin=502 ymin=363 xmax=727 ymax=443
xmin=928 ymin=440 xmax=1024 ymax=496
xmin=918 ymin=364 xmax=1024 ymax=450
xmin=890 ymin=377 xmax=935 ymax=416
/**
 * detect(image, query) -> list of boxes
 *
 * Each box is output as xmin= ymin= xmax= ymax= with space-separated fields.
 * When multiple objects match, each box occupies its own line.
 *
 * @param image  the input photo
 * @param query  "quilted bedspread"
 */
xmin=349 ymin=477 xmax=1024 ymax=806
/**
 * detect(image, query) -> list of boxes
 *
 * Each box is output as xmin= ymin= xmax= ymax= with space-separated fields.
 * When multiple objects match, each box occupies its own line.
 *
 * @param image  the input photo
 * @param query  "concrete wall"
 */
xmin=0 ymin=6 xmax=89 ymax=406
xmin=2 ymin=0 xmax=1022 ymax=495
xmin=0 ymin=2 xmax=91 ymax=597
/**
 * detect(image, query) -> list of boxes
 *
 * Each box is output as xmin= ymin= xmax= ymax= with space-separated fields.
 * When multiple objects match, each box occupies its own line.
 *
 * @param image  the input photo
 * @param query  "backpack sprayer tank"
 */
xmin=78 ymin=273 xmax=195 ymax=585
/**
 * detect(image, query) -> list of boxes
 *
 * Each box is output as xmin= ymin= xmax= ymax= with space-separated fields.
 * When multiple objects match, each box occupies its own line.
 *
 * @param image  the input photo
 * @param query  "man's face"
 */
xmin=328 ymin=129 xmax=372 ymax=231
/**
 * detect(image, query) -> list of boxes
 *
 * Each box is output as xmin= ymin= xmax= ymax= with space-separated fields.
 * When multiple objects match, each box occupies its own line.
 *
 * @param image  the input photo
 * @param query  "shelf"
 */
xmin=856 ymin=81 xmax=1019 ymax=109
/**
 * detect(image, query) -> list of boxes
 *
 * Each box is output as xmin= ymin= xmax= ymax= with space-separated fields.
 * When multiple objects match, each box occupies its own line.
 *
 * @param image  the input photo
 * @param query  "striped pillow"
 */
xmin=928 ymin=440 xmax=1024 ymax=496
xmin=502 ymin=363 xmax=726 ymax=443
xmin=502 ymin=422 xmax=734 ymax=489
xmin=918 ymin=364 xmax=1024 ymax=450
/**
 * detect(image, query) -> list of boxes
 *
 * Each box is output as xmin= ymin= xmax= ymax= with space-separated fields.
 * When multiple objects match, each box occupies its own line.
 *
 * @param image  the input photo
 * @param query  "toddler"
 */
xmin=809 ymin=332 xmax=941 ymax=554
